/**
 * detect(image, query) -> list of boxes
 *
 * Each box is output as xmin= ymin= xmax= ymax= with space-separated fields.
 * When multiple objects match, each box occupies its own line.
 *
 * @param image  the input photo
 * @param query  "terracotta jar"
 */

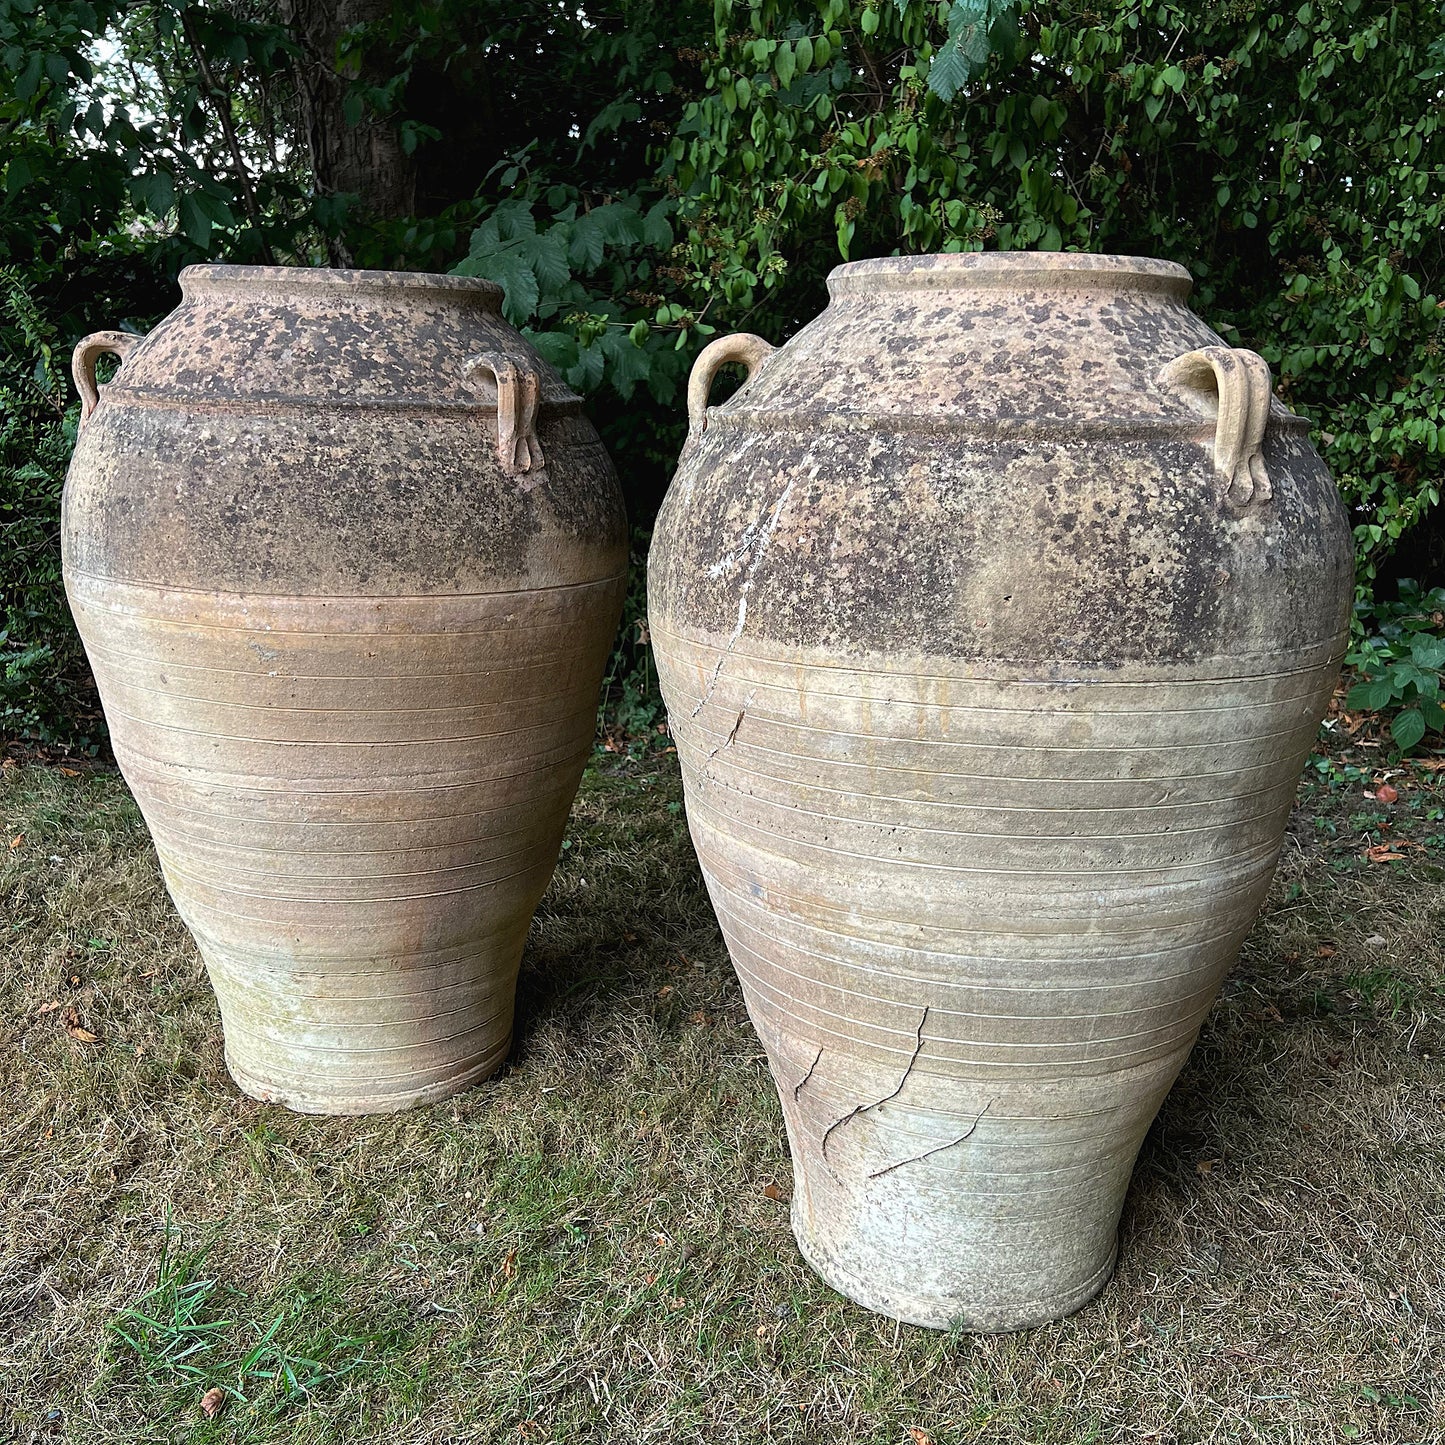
xmin=649 ymin=253 xmax=1351 ymax=1330
xmin=65 ymin=265 xmax=626 ymax=1115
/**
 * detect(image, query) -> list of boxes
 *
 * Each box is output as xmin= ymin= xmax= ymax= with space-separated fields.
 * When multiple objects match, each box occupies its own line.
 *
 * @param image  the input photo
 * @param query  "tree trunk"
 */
xmin=280 ymin=0 xmax=416 ymax=264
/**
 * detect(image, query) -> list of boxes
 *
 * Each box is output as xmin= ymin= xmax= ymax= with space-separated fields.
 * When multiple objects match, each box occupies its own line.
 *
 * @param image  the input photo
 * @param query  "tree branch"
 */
xmin=180 ymin=10 xmax=276 ymax=263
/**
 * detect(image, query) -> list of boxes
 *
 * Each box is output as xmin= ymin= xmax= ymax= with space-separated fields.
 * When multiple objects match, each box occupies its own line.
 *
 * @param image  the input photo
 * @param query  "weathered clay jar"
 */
xmin=649 ymin=253 xmax=1351 ymax=1330
xmin=65 ymin=265 xmax=626 ymax=1115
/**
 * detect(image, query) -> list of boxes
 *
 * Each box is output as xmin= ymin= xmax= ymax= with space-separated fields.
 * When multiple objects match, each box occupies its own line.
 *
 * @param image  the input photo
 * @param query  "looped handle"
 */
xmin=464 ymin=352 xmax=544 ymax=479
xmin=1159 ymin=345 xmax=1274 ymax=507
xmin=72 ymin=331 xmax=139 ymax=426
xmin=687 ymin=333 xmax=775 ymax=435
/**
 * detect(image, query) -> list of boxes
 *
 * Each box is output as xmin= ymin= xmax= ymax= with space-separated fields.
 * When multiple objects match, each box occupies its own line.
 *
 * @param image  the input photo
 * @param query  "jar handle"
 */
xmin=464 ymin=352 xmax=544 ymax=477
xmin=1159 ymin=345 xmax=1274 ymax=507
xmin=687 ymin=333 xmax=775 ymax=435
xmin=72 ymin=331 xmax=139 ymax=426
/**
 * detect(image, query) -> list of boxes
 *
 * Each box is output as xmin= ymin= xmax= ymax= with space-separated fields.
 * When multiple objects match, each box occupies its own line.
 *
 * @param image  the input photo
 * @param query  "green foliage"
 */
xmin=455 ymin=192 xmax=697 ymax=405
xmin=447 ymin=6 xmax=718 ymax=436
xmin=0 ymin=269 xmax=102 ymax=751
xmin=597 ymin=531 xmax=670 ymax=753
xmin=926 ymin=1 xmax=1021 ymax=103
xmin=0 ymin=0 xmax=309 ymax=274
xmin=1346 ymin=580 xmax=1445 ymax=753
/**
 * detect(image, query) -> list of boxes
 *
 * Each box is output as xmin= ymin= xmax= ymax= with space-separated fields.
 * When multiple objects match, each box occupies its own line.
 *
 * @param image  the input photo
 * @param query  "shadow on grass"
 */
xmin=512 ymin=750 xmax=730 ymax=1055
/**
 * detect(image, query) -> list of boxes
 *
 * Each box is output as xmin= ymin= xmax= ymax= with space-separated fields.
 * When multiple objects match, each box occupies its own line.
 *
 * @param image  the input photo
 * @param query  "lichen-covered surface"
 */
xmin=65 ymin=406 xmax=618 ymax=594
xmin=651 ymin=253 xmax=1350 ymax=665
xmin=65 ymin=265 xmax=626 ymax=595
xmin=654 ymin=423 xmax=1344 ymax=664
xmin=61 ymin=266 xmax=628 ymax=1113
xmin=649 ymin=253 xmax=1355 ymax=1330
xmin=748 ymin=253 xmax=1236 ymax=424
xmin=106 ymin=265 xmax=569 ymax=410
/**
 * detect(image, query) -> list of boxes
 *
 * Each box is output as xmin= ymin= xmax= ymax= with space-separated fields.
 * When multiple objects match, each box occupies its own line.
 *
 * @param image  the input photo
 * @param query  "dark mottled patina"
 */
xmin=651 ymin=253 xmax=1352 ymax=664
xmin=65 ymin=265 xmax=626 ymax=594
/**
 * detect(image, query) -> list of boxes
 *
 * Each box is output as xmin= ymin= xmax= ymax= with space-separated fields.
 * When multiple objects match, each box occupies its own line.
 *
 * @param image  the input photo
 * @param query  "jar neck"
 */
xmin=826 ymin=253 xmax=1193 ymax=304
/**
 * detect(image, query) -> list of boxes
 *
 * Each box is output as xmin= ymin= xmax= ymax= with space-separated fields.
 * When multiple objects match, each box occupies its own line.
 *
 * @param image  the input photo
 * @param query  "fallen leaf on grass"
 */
xmin=198 ymin=1386 xmax=226 ymax=1419
xmin=1196 ymin=1158 xmax=1221 ymax=1175
xmin=1376 ymin=782 xmax=1400 ymax=804
xmin=1366 ymin=845 xmax=1406 ymax=863
xmin=907 ymin=1429 xmax=937 ymax=1445
xmin=60 ymin=1005 xmax=101 ymax=1044
xmin=58 ymin=766 xmax=80 ymax=778
xmin=35 ymin=1001 xmax=60 ymax=1016
xmin=1316 ymin=942 xmax=1337 ymax=958
xmin=8 ymin=834 xmax=22 ymax=850
xmin=762 ymin=1182 xmax=786 ymax=1201
xmin=656 ymin=984 xmax=673 ymax=998
xmin=502 ymin=1249 xmax=518 ymax=1277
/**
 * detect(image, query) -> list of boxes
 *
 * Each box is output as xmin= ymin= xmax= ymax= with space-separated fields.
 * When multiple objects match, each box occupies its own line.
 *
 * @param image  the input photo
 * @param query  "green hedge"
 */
xmin=0 ymin=270 xmax=105 ymax=751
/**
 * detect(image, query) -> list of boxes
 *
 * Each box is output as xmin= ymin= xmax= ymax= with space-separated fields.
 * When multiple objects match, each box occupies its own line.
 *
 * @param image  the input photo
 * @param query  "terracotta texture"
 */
xmin=65 ymin=265 xmax=626 ymax=1114
xmin=648 ymin=253 xmax=1352 ymax=1330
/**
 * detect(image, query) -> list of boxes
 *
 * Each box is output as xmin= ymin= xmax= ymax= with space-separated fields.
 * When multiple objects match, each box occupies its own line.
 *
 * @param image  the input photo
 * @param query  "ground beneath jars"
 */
xmin=2 ymin=732 xmax=1442 ymax=1445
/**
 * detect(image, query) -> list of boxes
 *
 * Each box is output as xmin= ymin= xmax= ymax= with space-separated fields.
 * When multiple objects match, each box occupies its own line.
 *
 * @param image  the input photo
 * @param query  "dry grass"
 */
xmin=2 ymin=750 xmax=1443 ymax=1445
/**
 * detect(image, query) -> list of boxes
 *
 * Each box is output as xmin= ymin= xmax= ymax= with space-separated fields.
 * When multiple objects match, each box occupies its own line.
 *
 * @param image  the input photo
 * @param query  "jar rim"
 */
xmin=178 ymin=264 xmax=504 ymax=305
xmin=829 ymin=252 xmax=1193 ymax=299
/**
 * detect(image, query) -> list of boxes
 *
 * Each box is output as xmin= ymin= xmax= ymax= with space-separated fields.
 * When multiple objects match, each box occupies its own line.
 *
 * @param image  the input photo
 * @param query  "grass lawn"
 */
xmin=2 ymin=742 xmax=1443 ymax=1445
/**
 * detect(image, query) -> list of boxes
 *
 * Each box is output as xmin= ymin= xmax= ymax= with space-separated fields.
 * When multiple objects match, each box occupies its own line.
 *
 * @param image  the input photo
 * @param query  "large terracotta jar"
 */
xmin=649 ymin=253 xmax=1351 ymax=1330
xmin=65 ymin=266 xmax=626 ymax=1115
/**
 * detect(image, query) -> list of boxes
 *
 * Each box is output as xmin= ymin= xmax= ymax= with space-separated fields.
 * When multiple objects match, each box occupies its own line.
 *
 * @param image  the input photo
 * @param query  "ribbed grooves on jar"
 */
xmin=653 ymin=623 xmax=1339 ymax=1320
xmin=691 ymin=408 xmax=1311 ymax=438
xmin=97 ymin=389 xmax=590 ymax=419
xmin=69 ymin=573 xmax=625 ymax=1114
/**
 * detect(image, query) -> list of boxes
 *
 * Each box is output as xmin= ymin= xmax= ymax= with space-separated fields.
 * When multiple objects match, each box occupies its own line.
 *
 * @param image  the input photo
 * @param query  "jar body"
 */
xmin=65 ymin=266 xmax=627 ymax=1114
xmin=648 ymin=253 xmax=1351 ymax=1329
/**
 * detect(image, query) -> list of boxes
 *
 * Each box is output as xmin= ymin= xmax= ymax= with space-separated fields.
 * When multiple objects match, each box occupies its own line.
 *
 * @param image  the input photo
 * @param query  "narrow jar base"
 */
xmin=224 ymin=1034 xmax=513 ymax=1116
xmin=792 ymin=1205 xmax=1118 ymax=1332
